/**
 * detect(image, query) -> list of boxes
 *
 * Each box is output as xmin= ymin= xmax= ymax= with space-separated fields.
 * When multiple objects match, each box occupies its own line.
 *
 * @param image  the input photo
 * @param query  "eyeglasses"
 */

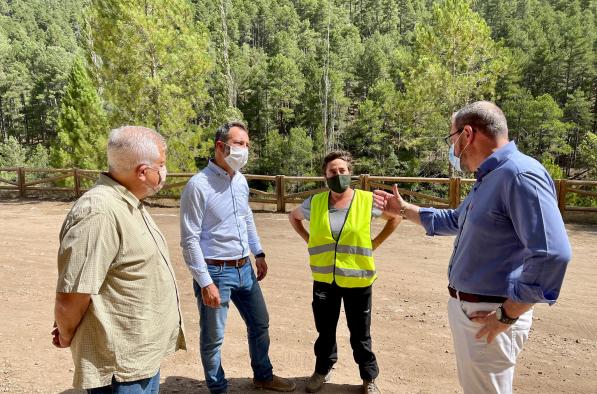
xmin=443 ymin=128 xmax=463 ymax=146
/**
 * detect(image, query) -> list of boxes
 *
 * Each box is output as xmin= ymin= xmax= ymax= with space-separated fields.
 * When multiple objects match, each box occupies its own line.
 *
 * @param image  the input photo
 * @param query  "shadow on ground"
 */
xmin=57 ymin=376 xmax=362 ymax=393
xmin=160 ymin=375 xmax=363 ymax=393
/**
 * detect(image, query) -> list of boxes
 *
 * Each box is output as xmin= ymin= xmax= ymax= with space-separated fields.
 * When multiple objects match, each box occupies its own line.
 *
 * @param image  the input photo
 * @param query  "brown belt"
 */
xmin=205 ymin=257 xmax=249 ymax=267
xmin=448 ymin=286 xmax=506 ymax=303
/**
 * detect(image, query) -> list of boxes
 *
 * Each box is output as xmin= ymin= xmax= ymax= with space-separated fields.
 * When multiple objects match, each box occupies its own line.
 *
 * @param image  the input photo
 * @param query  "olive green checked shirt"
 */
xmin=56 ymin=174 xmax=186 ymax=389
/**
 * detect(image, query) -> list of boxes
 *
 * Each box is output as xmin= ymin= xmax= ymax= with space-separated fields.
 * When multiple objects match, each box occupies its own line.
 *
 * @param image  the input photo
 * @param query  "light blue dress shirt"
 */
xmin=420 ymin=141 xmax=571 ymax=305
xmin=180 ymin=160 xmax=263 ymax=288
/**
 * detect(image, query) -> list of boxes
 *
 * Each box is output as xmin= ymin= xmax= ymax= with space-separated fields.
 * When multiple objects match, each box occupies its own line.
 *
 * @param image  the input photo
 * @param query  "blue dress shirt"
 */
xmin=180 ymin=160 xmax=264 ymax=288
xmin=420 ymin=142 xmax=571 ymax=304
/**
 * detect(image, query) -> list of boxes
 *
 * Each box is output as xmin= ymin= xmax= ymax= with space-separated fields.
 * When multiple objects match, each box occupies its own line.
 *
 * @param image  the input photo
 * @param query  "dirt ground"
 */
xmin=0 ymin=200 xmax=595 ymax=394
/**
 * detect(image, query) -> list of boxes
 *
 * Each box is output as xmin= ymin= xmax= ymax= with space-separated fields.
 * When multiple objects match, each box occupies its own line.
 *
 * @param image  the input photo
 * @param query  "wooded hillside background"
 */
xmin=0 ymin=0 xmax=595 ymax=180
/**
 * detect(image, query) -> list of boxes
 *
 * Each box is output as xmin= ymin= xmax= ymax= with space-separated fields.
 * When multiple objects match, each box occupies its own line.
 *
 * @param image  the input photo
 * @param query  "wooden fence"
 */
xmin=0 ymin=167 xmax=596 ymax=215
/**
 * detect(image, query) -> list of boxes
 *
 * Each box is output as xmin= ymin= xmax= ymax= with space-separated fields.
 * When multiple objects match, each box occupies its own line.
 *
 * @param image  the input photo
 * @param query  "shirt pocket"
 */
xmin=115 ymin=213 xmax=156 ymax=272
xmin=234 ymin=189 xmax=250 ymax=218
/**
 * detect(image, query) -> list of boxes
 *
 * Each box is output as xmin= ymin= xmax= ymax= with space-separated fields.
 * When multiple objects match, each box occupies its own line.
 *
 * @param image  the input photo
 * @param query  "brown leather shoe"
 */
xmin=253 ymin=375 xmax=296 ymax=392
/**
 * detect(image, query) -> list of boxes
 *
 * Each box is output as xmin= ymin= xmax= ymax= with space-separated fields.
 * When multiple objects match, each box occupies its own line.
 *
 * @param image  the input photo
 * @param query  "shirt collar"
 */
xmin=98 ymin=173 xmax=142 ymax=209
xmin=475 ymin=141 xmax=518 ymax=181
xmin=207 ymin=159 xmax=234 ymax=178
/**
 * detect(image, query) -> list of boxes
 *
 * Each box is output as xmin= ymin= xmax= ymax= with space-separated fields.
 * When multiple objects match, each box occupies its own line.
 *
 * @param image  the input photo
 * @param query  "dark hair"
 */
xmin=215 ymin=121 xmax=248 ymax=144
xmin=453 ymin=101 xmax=508 ymax=138
xmin=321 ymin=150 xmax=353 ymax=175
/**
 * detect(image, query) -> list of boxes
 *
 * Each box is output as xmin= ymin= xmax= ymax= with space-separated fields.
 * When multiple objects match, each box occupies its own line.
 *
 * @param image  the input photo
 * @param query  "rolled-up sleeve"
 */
xmin=507 ymin=172 xmax=571 ymax=304
xmin=180 ymin=181 xmax=213 ymax=288
xmin=419 ymin=207 xmax=460 ymax=236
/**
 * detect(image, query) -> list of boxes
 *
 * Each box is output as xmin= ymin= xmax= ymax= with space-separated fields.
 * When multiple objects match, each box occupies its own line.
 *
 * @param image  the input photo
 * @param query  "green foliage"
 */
xmin=0 ymin=0 xmax=595 ymax=186
xmin=287 ymin=127 xmax=314 ymax=176
xmin=0 ymin=136 xmax=49 ymax=168
xmin=254 ymin=126 xmax=314 ymax=176
xmin=503 ymin=92 xmax=571 ymax=159
xmin=563 ymin=90 xmax=594 ymax=176
xmin=541 ymin=156 xmax=564 ymax=180
xmin=0 ymin=136 xmax=28 ymax=167
xmin=51 ymin=57 xmax=108 ymax=169
xmin=578 ymin=132 xmax=597 ymax=179
xmin=0 ymin=0 xmax=85 ymax=143
xmin=90 ymin=0 xmax=212 ymax=171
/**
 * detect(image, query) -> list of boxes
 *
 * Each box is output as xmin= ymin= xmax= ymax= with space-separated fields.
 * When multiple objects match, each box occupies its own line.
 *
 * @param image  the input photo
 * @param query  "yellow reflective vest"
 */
xmin=307 ymin=189 xmax=377 ymax=288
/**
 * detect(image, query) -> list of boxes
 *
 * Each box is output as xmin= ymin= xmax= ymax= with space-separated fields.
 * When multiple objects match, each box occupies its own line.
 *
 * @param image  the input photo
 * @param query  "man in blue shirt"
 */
xmin=180 ymin=122 xmax=295 ymax=393
xmin=374 ymin=101 xmax=571 ymax=393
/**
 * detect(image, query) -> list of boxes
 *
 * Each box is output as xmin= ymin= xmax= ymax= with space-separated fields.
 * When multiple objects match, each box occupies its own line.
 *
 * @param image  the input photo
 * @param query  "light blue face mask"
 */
xmin=448 ymin=132 xmax=468 ymax=172
xmin=448 ymin=143 xmax=462 ymax=172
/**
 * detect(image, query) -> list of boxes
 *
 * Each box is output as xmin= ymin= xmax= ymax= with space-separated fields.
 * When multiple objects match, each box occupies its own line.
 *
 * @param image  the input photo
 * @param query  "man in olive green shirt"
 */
xmin=53 ymin=126 xmax=185 ymax=393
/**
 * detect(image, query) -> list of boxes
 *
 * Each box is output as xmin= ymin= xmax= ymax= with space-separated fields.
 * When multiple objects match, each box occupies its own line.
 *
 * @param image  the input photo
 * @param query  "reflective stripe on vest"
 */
xmin=307 ymin=189 xmax=377 ymax=288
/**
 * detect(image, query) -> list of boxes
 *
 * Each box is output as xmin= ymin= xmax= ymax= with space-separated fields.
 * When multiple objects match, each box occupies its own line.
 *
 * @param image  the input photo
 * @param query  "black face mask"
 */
xmin=326 ymin=174 xmax=351 ymax=193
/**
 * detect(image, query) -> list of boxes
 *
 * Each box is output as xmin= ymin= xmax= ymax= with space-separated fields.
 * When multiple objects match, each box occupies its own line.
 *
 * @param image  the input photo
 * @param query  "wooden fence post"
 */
xmin=74 ymin=168 xmax=81 ymax=198
xmin=276 ymin=175 xmax=286 ymax=213
xmin=17 ymin=167 xmax=26 ymax=198
xmin=448 ymin=177 xmax=461 ymax=208
xmin=360 ymin=174 xmax=370 ymax=191
xmin=557 ymin=179 xmax=567 ymax=214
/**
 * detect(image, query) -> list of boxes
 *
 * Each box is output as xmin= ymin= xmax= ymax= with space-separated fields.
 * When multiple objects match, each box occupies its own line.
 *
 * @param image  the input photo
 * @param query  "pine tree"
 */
xmin=51 ymin=57 xmax=108 ymax=169
xmin=90 ymin=0 xmax=212 ymax=171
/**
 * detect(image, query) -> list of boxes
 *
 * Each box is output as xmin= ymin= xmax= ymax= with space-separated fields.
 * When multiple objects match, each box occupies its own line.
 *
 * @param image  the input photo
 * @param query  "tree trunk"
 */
xmin=0 ymin=96 xmax=6 ymax=142
xmin=321 ymin=2 xmax=331 ymax=153
xmin=593 ymin=80 xmax=597 ymax=133
xmin=21 ymin=93 xmax=29 ymax=144
xmin=144 ymin=1 xmax=161 ymax=131
xmin=570 ymin=126 xmax=580 ymax=175
xmin=219 ymin=0 xmax=236 ymax=107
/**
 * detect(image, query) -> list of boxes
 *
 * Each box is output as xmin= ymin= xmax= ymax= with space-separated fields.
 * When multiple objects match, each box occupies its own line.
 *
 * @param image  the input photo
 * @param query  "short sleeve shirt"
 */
xmin=56 ymin=174 xmax=186 ymax=389
xmin=301 ymin=192 xmax=382 ymax=239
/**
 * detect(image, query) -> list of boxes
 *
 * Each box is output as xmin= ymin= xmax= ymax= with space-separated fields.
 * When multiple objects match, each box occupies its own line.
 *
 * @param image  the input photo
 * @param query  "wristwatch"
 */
xmin=255 ymin=252 xmax=266 ymax=259
xmin=496 ymin=305 xmax=518 ymax=325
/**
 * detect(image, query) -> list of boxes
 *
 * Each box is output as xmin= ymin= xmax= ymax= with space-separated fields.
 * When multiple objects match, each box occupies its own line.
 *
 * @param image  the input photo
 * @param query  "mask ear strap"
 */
xmin=218 ymin=141 xmax=229 ymax=154
xmin=137 ymin=164 xmax=148 ymax=178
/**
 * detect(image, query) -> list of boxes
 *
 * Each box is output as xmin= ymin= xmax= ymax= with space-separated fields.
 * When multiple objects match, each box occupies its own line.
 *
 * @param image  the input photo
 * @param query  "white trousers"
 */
xmin=448 ymin=297 xmax=533 ymax=394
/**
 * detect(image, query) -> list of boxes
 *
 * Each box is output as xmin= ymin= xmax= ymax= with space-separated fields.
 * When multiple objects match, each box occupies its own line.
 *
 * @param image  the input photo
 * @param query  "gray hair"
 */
xmin=107 ymin=126 xmax=166 ymax=172
xmin=453 ymin=101 xmax=508 ymax=138
xmin=215 ymin=121 xmax=248 ymax=144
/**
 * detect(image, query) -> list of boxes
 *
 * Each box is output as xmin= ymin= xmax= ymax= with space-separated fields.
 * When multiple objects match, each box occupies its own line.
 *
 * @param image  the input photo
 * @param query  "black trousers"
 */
xmin=312 ymin=281 xmax=379 ymax=380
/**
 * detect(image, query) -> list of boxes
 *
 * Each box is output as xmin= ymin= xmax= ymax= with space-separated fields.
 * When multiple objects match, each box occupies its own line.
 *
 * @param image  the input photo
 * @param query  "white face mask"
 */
xmin=224 ymin=144 xmax=249 ymax=171
xmin=144 ymin=165 xmax=167 ymax=195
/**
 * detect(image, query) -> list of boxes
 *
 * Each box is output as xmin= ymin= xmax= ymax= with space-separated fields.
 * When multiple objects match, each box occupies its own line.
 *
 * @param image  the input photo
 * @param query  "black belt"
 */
xmin=205 ymin=257 xmax=249 ymax=267
xmin=448 ymin=286 xmax=506 ymax=303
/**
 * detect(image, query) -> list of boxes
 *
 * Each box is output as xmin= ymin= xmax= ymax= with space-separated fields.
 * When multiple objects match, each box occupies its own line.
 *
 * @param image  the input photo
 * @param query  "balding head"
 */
xmin=453 ymin=101 xmax=508 ymax=139
xmin=107 ymin=126 xmax=166 ymax=173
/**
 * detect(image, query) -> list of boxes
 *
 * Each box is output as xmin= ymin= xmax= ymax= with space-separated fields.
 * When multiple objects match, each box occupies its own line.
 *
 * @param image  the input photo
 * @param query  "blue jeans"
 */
xmin=87 ymin=371 xmax=160 ymax=394
xmin=194 ymin=261 xmax=273 ymax=394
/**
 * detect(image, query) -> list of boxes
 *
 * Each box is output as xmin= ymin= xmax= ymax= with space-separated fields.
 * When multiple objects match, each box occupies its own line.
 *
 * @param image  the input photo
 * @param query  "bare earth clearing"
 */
xmin=0 ymin=201 xmax=595 ymax=393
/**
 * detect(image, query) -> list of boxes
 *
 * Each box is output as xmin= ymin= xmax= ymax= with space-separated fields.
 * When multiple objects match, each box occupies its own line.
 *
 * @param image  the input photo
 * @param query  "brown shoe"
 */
xmin=363 ymin=379 xmax=381 ymax=394
xmin=253 ymin=375 xmax=296 ymax=392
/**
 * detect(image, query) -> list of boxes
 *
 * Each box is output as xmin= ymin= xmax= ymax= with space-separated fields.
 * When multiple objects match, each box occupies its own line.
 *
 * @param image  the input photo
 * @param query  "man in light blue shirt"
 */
xmin=375 ymin=101 xmax=571 ymax=393
xmin=180 ymin=121 xmax=295 ymax=394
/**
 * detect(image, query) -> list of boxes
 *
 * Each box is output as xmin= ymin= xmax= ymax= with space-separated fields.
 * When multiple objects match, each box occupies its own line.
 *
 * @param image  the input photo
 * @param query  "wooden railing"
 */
xmin=1 ymin=167 xmax=596 ymax=214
